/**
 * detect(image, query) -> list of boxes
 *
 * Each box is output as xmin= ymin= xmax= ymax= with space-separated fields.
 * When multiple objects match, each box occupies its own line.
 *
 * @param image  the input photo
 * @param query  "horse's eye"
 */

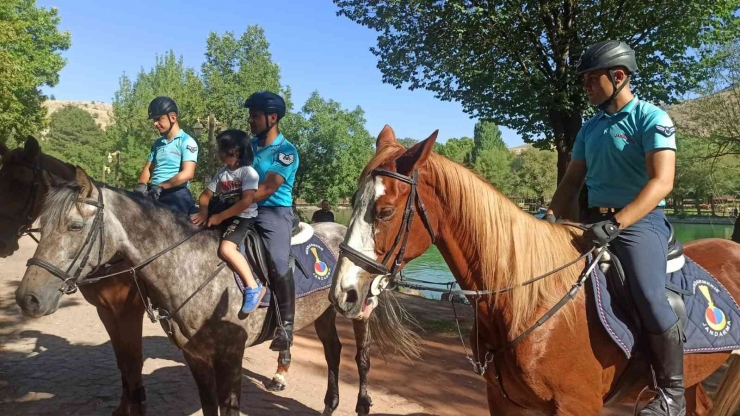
xmin=68 ymin=221 xmax=84 ymax=232
xmin=377 ymin=207 xmax=395 ymax=220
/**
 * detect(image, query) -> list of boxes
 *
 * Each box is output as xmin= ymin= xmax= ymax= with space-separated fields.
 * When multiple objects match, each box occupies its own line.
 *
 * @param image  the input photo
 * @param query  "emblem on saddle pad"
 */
xmin=305 ymin=243 xmax=330 ymax=280
xmin=694 ymin=280 xmax=731 ymax=337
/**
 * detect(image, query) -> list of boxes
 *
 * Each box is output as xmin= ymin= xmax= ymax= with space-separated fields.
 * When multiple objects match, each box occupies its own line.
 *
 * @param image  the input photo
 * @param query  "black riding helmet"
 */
xmin=243 ymin=91 xmax=286 ymax=141
xmin=148 ymin=96 xmax=179 ymax=120
xmin=577 ymin=41 xmax=637 ymax=110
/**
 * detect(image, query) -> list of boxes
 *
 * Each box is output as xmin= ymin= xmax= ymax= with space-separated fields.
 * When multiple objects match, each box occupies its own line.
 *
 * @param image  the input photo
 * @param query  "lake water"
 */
xmin=403 ymin=222 xmax=735 ymax=299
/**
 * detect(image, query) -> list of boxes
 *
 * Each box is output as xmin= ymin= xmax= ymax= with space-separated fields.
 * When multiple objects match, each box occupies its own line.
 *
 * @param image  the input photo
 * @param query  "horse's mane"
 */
xmin=370 ymin=140 xmax=584 ymax=336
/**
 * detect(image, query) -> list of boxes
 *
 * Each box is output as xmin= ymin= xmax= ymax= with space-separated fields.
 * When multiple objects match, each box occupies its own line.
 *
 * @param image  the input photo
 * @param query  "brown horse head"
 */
xmin=0 ymin=136 xmax=75 ymax=257
xmin=331 ymin=125 xmax=442 ymax=319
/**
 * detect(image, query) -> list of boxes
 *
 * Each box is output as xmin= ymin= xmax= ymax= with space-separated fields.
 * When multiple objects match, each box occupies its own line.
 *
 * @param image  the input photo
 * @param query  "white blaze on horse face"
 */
xmin=336 ymin=176 xmax=385 ymax=291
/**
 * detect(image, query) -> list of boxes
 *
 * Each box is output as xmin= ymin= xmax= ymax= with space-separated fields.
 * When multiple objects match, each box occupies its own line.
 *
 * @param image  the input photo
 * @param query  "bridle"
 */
xmin=338 ymin=168 xmax=436 ymax=281
xmin=26 ymin=185 xmax=106 ymax=294
xmin=0 ymin=159 xmax=51 ymax=242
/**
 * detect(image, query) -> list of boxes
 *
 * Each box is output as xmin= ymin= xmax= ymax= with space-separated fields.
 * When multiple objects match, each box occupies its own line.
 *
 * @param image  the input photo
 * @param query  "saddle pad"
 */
xmin=232 ymin=233 xmax=336 ymax=307
xmin=590 ymin=253 xmax=740 ymax=358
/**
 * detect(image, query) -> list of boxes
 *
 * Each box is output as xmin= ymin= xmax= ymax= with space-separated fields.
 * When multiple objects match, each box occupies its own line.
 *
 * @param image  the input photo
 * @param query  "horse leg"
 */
xmin=182 ymin=351 xmax=219 ymax=416
xmin=353 ymin=319 xmax=372 ymax=416
xmin=86 ymin=285 xmax=146 ymax=416
xmin=266 ymin=350 xmax=291 ymax=391
xmin=685 ymin=384 xmax=712 ymax=416
xmin=485 ymin=383 xmax=535 ymax=416
xmin=314 ymin=306 xmax=342 ymax=416
xmin=213 ymin=345 xmax=246 ymax=416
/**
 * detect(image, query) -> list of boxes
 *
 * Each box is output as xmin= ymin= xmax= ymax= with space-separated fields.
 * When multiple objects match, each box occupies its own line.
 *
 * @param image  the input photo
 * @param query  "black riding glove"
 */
xmin=134 ymin=183 xmax=148 ymax=196
xmin=148 ymin=185 xmax=163 ymax=201
xmin=585 ymin=219 xmax=621 ymax=247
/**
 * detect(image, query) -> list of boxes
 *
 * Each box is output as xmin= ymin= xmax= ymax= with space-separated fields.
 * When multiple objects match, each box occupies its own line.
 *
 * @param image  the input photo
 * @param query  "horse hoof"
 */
xmin=266 ymin=378 xmax=287 ymax=391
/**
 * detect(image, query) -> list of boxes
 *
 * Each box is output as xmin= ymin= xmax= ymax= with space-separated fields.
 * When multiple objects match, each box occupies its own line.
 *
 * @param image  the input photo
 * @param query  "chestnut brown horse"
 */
xmin=0 ymin=137 xmax=400 ymax=416
xmin=330 ymin=125 xmax=740 ymax=415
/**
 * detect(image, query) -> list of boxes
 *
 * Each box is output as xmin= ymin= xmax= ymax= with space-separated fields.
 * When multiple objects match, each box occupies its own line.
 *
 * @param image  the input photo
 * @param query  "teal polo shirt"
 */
xmin=572 ymin=97 xmax=677 ymax=208
xmin=252 ymin=133 xmax=299 ymax=207
xmin=147 ymin=129 xmax=199 ymax=186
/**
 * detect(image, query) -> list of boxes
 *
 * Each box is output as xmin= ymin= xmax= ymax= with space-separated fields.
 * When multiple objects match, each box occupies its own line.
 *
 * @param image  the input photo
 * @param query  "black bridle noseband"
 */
xmin=26 ymin=187 xmax=106 ymax=294
xmin=338 ymin=168 xmax=436 ymax=281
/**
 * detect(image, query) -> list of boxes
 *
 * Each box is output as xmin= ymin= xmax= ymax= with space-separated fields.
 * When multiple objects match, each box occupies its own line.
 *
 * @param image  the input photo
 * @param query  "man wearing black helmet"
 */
xmin=134 ymin=96 xmax=199 ymax=215
xmin=243 ymin=91 xmax=300 ymax=353
xmin=547 ymin=41 xmax=682 ymax=416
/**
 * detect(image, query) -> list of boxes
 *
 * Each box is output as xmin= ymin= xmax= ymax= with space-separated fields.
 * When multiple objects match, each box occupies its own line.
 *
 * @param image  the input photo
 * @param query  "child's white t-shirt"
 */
xmin=206 ymin=165 xmax=259 ymax=219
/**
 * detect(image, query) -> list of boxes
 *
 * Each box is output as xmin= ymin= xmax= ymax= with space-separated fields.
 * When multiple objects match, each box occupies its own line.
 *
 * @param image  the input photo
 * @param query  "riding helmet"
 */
xmin=243 ymin=91 xmax=286 ymax=120
xmin=148 ymin=96 xmax=179 ymax=120
xmin=577 ymin=40 xmax=637 ymax=75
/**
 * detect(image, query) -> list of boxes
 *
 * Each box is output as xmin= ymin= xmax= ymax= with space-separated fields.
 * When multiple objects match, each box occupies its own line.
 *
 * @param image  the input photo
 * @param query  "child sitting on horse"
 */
xmin=191 ymin=129 xmax=266 ymax=314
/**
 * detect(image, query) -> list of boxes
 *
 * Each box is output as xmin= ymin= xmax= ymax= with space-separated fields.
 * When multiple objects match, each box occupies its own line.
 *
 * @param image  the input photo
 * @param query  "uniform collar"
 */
xmin=254 ymin=133 xmax=285 ymax=149
xmin=596 ymin=96 xmax=639 ymax=121
xmin=162 ymin=129 xmax=185 ymax=143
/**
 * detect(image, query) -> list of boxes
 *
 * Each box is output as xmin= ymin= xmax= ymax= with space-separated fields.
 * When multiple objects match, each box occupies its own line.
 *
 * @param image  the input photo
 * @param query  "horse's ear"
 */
xmin=376 ymin=125 xmax=397 ymax=152
xmin=23 ymin=136 xmax=41 ymax=160
xmin=399 ymin=130 xmax=439 ymax=173
xmin=0 ymin=141 xmax=7 ymax=158
xmin=75 ymin=166 xmax=93 ymax=198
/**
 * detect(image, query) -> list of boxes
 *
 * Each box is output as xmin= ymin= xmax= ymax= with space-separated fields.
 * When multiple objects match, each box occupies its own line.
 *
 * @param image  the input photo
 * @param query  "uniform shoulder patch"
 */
xmin=277 ymin=152 xmax=295 ymax=166
xmin=186 ymin=144 xmax=198 ymax=153
xmin=655 ymin=125 xmax=676 ymax=137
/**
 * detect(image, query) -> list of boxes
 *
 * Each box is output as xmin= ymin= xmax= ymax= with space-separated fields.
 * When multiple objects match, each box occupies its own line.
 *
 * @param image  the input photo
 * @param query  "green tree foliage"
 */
xmin=434 ymin=136 xmax=474 ymax=164
xmin=511 ymin=148 xmax=559 ymax=202
xmin=398 ymin=137 xmax=419 ymax=148
xmin=466 ymin=121 xmax=506 ymax=164
xmin=334 ymin=0 xmax=740 ymax=182
xmin=107 ymin=51 xmax=207 ymax=187
xmin=680 ymin=40 xmax=740 ymax=157
xmin=202 ymin=26 xmax=284 ymax=132
xmin=0 ymin=0 xmax=70 ymax=144
xmin=473 ymin=148 xmax=514 ymax=195
xmin=285 ymin=92 xmax=375 ymax=203
xmin=45 ymin=106 xmax=111 ymax=180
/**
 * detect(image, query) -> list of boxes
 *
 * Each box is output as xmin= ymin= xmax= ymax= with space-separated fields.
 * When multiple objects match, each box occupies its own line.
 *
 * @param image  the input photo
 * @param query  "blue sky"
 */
xmin=38 ymin=0 xmax=524 ymax=147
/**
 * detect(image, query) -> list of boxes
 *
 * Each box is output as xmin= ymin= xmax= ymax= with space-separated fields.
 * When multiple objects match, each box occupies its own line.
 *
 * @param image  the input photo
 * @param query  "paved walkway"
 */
xmin=0 ymin=237 xmax=434 ymax=416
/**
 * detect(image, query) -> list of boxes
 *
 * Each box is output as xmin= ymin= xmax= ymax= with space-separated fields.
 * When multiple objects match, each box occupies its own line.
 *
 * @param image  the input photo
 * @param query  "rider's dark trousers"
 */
xmin=588 ymin=208 xmax=679 ymax=334
xmin=148 ymin=185 xmax=197 ymax=215
xmin=252 ymin=206 xmax=293 ymax=277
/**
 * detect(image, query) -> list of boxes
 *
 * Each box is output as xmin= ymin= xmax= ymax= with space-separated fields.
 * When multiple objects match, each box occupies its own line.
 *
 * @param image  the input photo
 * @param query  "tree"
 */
xmin=435 ymin=136 xmax=474 ymax=164
xmin=0 ymin=0 xmax=70 ymax=144
xmin=286 ymin=92 xmax=375 ymax=203
xmin=107 ymin=51 xmax=207 ymax=187
xmin=202 ymin=26 xmax=284 ymax=132
xmin=511 ymin=148 xmax=559 ymax=203
xmin=472 ymin=147 xmax=514 ymax=195
xmin=334 ymin=0 xmax=740 ymax=184
xmin=398 ymin=137 xmax=419 ymax=148
xmin=678 ymin=41 xmax=740 ymax=158
xmin=45 ymin=106 xmax=111 ymax=180
xmin=466 ymin=121 xmax=506 ymax=165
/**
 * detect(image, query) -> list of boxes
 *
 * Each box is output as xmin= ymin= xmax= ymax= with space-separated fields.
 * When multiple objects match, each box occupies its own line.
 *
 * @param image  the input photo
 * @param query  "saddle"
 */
xmin=594 ymin=224 xmax=740 ymax=405
xmin=598 ymin=225 xmax=688 ymax=336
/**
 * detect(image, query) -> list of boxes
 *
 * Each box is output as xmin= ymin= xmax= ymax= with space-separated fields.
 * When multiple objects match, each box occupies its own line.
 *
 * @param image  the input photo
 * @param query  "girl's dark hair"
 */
xmin=217 ymin=129 xmax=254 ymax=167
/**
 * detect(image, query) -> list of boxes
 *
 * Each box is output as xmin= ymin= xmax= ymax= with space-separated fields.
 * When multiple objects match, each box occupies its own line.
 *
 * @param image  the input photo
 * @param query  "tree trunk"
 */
xmin=731 ymin=214 xmax=740 ymax=243
xmin=709 ymin=194 xmax=717 ymax=216
xmin=694 ymin=198 xmax=702 ymax=216
xmin=549 ymin=108 xmax=585 ymax=221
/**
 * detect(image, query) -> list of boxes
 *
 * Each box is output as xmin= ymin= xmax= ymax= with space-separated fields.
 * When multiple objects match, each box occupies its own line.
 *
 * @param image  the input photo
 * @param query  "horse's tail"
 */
xmin=368 ymin=290 xmax=422 ymax=361
xmin=709 ymin=350 xmax=740 ymax=416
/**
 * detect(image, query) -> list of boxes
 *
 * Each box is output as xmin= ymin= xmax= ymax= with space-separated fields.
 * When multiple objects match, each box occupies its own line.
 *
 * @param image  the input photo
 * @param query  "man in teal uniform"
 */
xmin=243 ymin=91 xmax=299 ymax=353
xmin=547 ymin=41 xmax=682 ymax=416
xmin=134 ymin=96 xmax=199 ymax=214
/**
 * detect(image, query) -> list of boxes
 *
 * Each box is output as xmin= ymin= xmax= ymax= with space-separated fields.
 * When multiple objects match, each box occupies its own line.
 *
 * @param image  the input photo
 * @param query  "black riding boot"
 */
xmin=639 ymin=321 xmax=686 ymax=416
xmin=269 ymin=269 xmax=295 ymax=352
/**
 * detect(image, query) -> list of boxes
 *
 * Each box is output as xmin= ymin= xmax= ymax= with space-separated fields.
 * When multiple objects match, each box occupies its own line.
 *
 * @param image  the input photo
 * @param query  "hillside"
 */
xmin=43 ymin=100 xmax=114 ymax=130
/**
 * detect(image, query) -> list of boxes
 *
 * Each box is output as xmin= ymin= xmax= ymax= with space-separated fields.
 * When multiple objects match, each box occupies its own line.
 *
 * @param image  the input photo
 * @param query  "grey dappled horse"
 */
xmin=14 ymin=166 xmax=404 ymax=416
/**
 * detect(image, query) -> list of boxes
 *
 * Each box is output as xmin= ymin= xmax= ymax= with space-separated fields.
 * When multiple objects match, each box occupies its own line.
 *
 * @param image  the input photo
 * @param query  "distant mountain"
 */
xmin=43 ymin=100 xmax=113 ymax=130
